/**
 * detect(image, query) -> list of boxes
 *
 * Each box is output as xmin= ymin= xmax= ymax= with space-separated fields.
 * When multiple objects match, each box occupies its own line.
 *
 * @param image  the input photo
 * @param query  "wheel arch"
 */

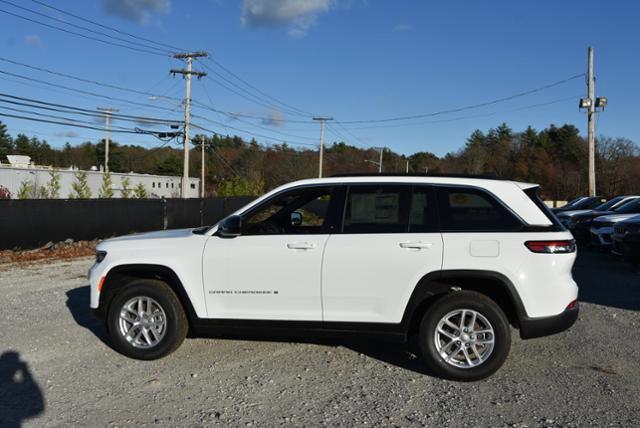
xmin=403 ymin=270 xmax=527 ymax=338
xmin=96 ymin=264 xmax=198 ymax=328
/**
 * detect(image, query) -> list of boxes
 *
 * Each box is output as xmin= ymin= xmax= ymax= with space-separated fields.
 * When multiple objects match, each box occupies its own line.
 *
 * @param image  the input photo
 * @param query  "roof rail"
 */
xmin=329 ymin=172 xmax=507 ymax=180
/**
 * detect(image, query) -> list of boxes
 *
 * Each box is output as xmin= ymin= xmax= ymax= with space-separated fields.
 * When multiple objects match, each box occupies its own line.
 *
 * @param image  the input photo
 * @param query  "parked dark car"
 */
xmin=551 ymin=196 xmax=606 ymax=214
xmin=560 ymin=196 xmax=640 ymax=243
xmin=611 ymin=215 xmax=640 ymax=266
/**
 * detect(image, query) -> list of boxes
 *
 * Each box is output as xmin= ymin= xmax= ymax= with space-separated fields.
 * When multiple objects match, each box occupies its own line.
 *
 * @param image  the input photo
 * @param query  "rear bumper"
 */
xmin=519 ymin=304 xmax=579 ymax=339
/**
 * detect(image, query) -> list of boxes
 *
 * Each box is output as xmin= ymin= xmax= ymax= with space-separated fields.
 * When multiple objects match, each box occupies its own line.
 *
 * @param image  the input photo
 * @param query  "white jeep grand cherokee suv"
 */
xmin=89 ymin=175 xmax=578 ymax=381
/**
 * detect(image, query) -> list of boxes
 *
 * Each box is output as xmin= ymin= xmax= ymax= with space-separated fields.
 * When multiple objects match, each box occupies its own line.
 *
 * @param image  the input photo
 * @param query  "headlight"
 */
xmin=96 ymin=250 xmax=107 ymax=263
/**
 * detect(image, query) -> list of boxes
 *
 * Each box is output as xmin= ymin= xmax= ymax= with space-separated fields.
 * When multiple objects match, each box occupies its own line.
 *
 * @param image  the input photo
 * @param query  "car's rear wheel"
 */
xmin=106 ymin=279 xmax=188 ymax=360
xmin=417 ymin=291 xmax=511 ymax=381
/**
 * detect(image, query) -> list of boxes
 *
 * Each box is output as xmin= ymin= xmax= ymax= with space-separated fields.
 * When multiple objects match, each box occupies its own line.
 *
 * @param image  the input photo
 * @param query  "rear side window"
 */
xmin=436 ymin=186 xmax=522 ymax=232
xmin=343 ymin=185 xmax=410 ymax=233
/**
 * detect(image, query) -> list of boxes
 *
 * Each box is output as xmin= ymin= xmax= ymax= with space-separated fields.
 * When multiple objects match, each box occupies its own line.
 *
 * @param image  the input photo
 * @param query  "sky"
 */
xmin=1 ymin=0 xmax=639 ymax=157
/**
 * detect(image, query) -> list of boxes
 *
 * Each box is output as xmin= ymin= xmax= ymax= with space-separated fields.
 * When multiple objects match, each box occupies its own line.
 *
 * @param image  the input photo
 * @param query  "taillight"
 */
xmin=524 ymin=239 xmax=576 ymax=254
xmin=566 ymin=300 xmax=578 ymax=310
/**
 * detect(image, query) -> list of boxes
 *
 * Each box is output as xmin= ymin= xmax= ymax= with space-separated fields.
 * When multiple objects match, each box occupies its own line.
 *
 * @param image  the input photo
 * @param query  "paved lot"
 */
xmin=0 ymin=250 xmax=639 ymax=427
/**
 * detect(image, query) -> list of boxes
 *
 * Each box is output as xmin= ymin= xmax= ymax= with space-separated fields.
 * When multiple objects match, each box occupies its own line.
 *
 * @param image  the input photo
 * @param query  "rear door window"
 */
xmin=342 ymin=185 xmax=410 ymax=233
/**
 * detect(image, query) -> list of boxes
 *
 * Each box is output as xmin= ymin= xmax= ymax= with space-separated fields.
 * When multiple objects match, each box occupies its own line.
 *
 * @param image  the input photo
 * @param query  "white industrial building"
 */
xmin=0 ymin=155 xmax=200 ymax=199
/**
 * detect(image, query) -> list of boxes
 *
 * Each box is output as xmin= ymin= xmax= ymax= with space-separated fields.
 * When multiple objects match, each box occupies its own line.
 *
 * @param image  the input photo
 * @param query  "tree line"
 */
xmin=0 ymin=121 xmax=638 ymax=200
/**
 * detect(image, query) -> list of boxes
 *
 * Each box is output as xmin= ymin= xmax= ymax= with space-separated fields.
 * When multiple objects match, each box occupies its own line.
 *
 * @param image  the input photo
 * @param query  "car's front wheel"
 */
xmin=106 ymin=279 xmax=188 ymax=360
xmin=417 ymin=291 xmax=511 ymax=381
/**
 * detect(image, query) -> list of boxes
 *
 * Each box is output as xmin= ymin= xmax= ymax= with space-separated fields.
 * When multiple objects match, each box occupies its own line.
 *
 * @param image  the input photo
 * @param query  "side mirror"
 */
xmin=218 ymin=215 xmax=242 ymax=237
xmin=290 ymin=211 xmax=302 ymax=227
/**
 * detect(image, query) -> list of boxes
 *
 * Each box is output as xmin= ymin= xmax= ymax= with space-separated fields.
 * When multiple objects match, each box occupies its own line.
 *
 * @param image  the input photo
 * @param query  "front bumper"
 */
xmin=590 ymin=226 xmax=614 ymax=246
xmin=519 ymin=304 xmax=579 ymax=339
xmin=611 ymin=233 xmax=640 ymax=259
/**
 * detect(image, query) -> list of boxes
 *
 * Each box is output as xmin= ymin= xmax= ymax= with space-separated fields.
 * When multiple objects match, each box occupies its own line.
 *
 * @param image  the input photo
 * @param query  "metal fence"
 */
xmin=0 ymin=197 xmax=255 ymax=250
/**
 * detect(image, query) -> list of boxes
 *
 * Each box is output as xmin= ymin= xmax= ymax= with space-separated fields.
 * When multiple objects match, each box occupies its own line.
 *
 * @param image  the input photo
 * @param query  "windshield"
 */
xmin=563 ymin=197 xmax=586 ymax=209
xmin=595 ymin=196 xmax=625 ymax=211
xmin=614 ymin=199 xmax=640 ymax=214
xmin=570 ymin=197 xmax=606 ymax=210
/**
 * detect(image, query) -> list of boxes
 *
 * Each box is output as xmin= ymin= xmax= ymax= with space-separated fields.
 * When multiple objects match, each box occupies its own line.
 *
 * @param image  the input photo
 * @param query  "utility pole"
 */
xmin=405 ymin=160 xmax=409 ymax=174
xmin=97 ymin=107 xmax=118 ymax=173
xmin=171 ymin=51 xmax=207 ymax=198
xmin=313 ymin=117 xmax=333 ymax=178
xmin=587 ymin=47 xmax=596 ymax=197
xmin=364 ymin=147 xmax=384 ymax=173
xmin=580 ymin=46 xmax=607 ymax=197
xmin=200 ymin=135 xmax=206 ymax=198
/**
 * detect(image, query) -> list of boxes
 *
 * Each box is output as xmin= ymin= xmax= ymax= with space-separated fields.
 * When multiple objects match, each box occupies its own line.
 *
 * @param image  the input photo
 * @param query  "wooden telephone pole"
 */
xmin=313 ymin=117 xmax=333 ymax=178
xmin=97 ymin=107 xmax=118 ymax=173
xmin=171 ymin=52 xmax=207 ymax=198
xmin=580 ymin=47 xmax=607 ymax=197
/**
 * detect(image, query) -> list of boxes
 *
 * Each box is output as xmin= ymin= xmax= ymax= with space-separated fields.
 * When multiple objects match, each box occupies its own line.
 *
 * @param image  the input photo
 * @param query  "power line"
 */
xmin=191 ymin=117 xmax=317 ymax=147
xmin=29 ymin=0 xmax=186 ymax=53
xmin=0 ymin=92 xmax=183 ymax=125
xmin=337 ymin=95 xmax=581 ymax=130
xmin=0 ymin=69 xmax=184 ymax=117
xmin=23 ymin=1 xmax=312 ymax=121
xmin=0 ymin=6 xmax=167 ymax=57
xmin=0 ymin=55 xmax=315 ymax=126
xmin=190 ymin=122 xmax=317 ymax=149
xmin=205 ymin=57 xmax=314 ymax=118
xmin=0 ymin=111 xmax=144 ymax=134
xmin=0 ymin=57 xmax=182 ymax=102
xmin=336 ymin=74 xmax=585 ymax=124
xmin=0 ymin=0 xmax=169 ymax=54
xmin=0 ymin=104 xmax=158 ymax=131
xmin=197 ymin=60 xmax=310 ymax=118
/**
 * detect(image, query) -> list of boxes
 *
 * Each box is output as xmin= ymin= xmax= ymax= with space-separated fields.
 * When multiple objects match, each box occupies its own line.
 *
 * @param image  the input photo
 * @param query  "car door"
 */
xmin=321 ymin=184 xmax=443 ymax=323
xmin=202 ymin=185 xmax=340 ymax=321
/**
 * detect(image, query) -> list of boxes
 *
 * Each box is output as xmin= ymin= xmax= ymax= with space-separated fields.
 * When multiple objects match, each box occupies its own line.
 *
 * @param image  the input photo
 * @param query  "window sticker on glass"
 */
xmin=350 ymin=193 xmax=399 ymax=224
xmin=449 ymin=192 xmax=491 ymax=208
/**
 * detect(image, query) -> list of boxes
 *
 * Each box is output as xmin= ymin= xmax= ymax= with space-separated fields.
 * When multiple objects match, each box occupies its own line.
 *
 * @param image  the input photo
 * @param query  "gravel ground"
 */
xmin=0 ymin=250 xmax=639 ymax=427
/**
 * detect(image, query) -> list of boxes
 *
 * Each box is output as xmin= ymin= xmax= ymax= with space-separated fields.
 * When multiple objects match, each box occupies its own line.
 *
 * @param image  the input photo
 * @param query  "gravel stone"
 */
xmin=0 ymin=250 xmax=638 ymax=426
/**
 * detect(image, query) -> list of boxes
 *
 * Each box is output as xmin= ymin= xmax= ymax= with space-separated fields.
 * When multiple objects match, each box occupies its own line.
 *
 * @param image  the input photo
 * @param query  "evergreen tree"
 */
xmin=70 ymin=171 xmax=91 ymax=199
xmin=121 ymin=177 xmax=132 ymax=198
xmin=134 ymin=182 xmax=148 ymax=198
xmin=99 ymin=172 xmax=114 ymax=198
xmin=0 ymin=121 xmax=13 ymax=160
xmin=46 ymin=171 xmax=61 ymax=198
xmin=217 ymin=177 xmax=264 ymax=196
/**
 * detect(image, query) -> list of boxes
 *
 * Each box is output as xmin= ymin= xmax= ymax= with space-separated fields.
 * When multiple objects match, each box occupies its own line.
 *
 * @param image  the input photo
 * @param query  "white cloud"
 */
xmin=24 ymin=35 xmax=43 ymax=48
xmin=102 ymin=0 xmax=170 ymax=24
xmin=241 ymin=0 xmax=333 ymax=37
xmin=394 ymin=23 xmax=413 ymax=32
xmin=261 ymin=110 xmax=285 ymax=127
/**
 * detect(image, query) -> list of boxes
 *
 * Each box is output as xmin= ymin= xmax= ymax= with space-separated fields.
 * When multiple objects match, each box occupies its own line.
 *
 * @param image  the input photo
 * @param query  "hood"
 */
xmin=102 ymin=228 xmax=196 ymax=244
xmin=557 ymin=209 xmax=592 ymax=218
xmin=593 ymin=214 xmax=638 ymax=224
xmin=573 ymin=210 xmax=615 ymax=220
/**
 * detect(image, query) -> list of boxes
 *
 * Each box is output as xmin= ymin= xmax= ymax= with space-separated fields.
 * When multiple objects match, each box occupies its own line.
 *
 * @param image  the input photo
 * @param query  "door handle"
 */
xmin=287 ymin=242 xmax=316 ymax=250
xmin=399 ymin=241 xmax=433 ymax=250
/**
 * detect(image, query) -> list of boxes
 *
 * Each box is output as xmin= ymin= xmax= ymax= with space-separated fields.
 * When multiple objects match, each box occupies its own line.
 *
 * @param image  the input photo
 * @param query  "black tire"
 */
xmin=106 ymin=279 xmax=188 ymax=360
xmin=417 ymin=291 xmax=511 ymax=381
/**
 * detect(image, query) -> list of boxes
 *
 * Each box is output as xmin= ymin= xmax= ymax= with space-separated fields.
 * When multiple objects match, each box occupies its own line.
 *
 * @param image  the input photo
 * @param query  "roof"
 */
xmin=284 ymin=175 xmax=539 ymax=190
xmin=232 ymin=175 xmax=550 ymax=226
